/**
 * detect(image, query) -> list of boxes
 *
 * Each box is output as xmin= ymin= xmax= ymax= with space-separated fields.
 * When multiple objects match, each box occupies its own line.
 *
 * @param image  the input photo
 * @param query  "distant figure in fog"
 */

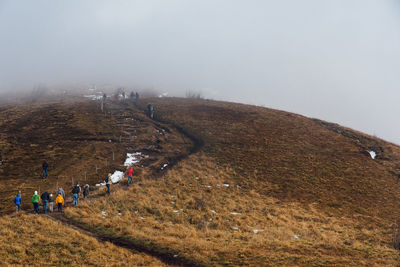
xmin=14 ymin=193 xmax=21 ymax=212
xmin=49 ymin=193 xmax=54 ymax=212
xmin=147 ymin=104 xmax=154 ymax=119
xmin=130 ymin=91 xmax=135 ymax=100
xmin=32 ymin=191 xmax=40 ymax=214
xmin=56 ymin=193 xmax=64 ymax=212
xmin=136 ymin=92 xmax=139 ymax=101
xmin=42 ymin=160 xmax=49 ymax=178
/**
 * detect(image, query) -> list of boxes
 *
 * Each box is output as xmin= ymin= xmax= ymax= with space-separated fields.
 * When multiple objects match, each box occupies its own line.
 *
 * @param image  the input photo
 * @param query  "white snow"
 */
xmin=205 ymin=185 xmax=212 ymax=188
xmin=232 ymin=227 xmax=239 ymax=230
xmin=253 ymin=229 xmax=264 ymax=234
xmin=211 ymin=210 xmax=216 ymax=214
xmin=294 ymin=235 xmax=299 ymax=239
xmin=230 ymin=212 xmax=241 ymax=215
xmin=101 ymin=211 xmax=107 ymax=216
xmin=124 ymin=152 xmax=142 ymax=166
xmin=368 ymin=151 xmax=376 ymax=159
xmin=84 ymin=94 xmax=103 ymax=100
xmin=173 ymin=209 xmax=184 ymax=213
xmin=96 ymin=170 xmax=125 ymax=186
xmin=158 ymin=92 xmax=168 ymax=98
xmin=223 ymin=184 xmax=230 ymax=187
xmin=161 ymin=163 xmax=168 ymax=170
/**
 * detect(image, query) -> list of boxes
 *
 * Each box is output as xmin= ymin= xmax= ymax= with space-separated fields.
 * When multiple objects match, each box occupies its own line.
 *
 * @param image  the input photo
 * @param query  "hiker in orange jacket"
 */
xmin=55 ymin=193 xmax=64 ymax=212
xmin=126 ymin=167 xmax=134 ymax=185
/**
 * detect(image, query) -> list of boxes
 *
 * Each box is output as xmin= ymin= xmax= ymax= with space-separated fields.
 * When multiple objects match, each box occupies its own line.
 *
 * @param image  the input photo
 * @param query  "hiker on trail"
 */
xmin=130 ymin=91 xmax=135 ymax=100
xmin=42 ymin=160 xmax=49 ymax=178
xmin=147 ymin=103 xmax=154 ymax=119
xmin=56 ymin=193 xmax=64 ymax=212
xmin=41 ymin=191 xmax=49 ymax=213
xmin=56 ymin=187 xmax=65 ymax=199
xmin=83 ymin=184 xmax=89 ymax=199
xmin=72 ymin=183 xmax=80 ymax=206
xmin=14 ymin=193 xmax=21 ymax=212
xmin=105 ymin=173 xmax=112 ymax=195
xmin=49 ymin=193 xmax=54 ymax=213
xmin=32 ymin=191 xmax=40 ymax=214
xmin=135 ymin=92 xmax=139 ymax=101
xmin=126 ymin=167 xmax=134 ymax=185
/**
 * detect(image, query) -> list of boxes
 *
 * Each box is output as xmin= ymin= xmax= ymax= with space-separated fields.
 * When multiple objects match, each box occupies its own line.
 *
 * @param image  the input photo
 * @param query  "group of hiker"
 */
xmin=14 ymin=166 xmax=135 ymax=214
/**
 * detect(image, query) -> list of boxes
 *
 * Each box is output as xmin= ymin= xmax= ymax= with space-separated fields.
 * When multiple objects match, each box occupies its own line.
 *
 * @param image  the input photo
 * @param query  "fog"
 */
xmin=1 ymin=1 xmax=400 ymax=143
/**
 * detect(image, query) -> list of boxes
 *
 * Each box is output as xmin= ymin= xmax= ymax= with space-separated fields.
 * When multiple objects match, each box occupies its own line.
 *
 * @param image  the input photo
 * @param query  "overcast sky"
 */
xmin=1 ymin=1 xmax=400 ymax=143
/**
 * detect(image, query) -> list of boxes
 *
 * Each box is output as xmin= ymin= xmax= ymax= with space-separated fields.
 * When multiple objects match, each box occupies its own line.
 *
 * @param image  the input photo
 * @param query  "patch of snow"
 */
xmin=173 ymin=255 xmax=178 ymax=258
xmin=211 ymin=210 xmax=216 ymax=214
xmin=294 ymin=235 xmax=299 ymax=239
xmin=223 ymin=184 xmax=230 ymax=187
xmin=236 ymin=185 xmax=241 ymax=189
xmin=232 ymin=227 xmax=239 ymax=230
xmin=173 ymin=209 xmax=184 ymax=213
xmin=118 ymin=213 xmax=122 ymax=216
xmin=101 ymin=211 xmax=107 ymax=216
xmin=368 ymin=150 xmax=376 ymax=159
xmin=140 ymin=216 xmax=144 ymax=220
xmin=161 ymin=163 xmax=168 ymax=170
xmin=230 ymin=212 xmax=241 ymax=215
xmin=205 ymin=185 xmax=212 ymax=188
xmin=124 ymin=152 xmax=142 ymax=166
xmin=195 ymin=177 xmax=199 ymax=180
xmin=158 ymin=92 xmax=168 ymax=98
xmin=110 ymin=171 xmax=124 ymax=184
xmin=84 ymin=95 xmax=103 ymax=100
xmin=253 ymin=229 xmax=264 ymax=234
xmin=189 ymin=184 xmax=192 ymax=186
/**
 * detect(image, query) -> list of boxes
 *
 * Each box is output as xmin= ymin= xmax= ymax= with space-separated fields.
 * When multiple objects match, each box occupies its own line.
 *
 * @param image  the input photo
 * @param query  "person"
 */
xmin=72 ymin=183 xmax=80 ymax=206
xmin=32 ymin=191 xmax=40 ymax=214
xmin=147 ymin=103 xmax=154 ymax=119
xmin=42 ymin=160 xmax=49 ymax=178
xmin=49 ymin=193 xmax=54 ymax=212
xmin=135 ymin=92 xmax=139 ymax=101
xmin=130 ymin=91 xmax=135 ymax=100
xmin=14 ymin=193 xmax=21 ymax=212
xmin=83 ymin=184 xmax=89 ymax=199
xmin=56 ymin=193 xmax=64 ymax=212
xmin=41 ymin=191 xmax=49 ymax=213
xmin=56 ymin=187 xmax=65 ymax=199
xmin=126 ymin=167 xmax=134 ymax=185
xmin=105 ymin=173 xmax=112 ymax=195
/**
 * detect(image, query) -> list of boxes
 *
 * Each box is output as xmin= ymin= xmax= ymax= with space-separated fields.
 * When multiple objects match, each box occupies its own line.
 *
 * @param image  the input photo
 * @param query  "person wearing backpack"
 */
xmin=56 ymin=193 xmax=64 ymax=212
xmin=32 ymin=191 xmax=40 ymax=214
xmin=41 ymin=191 xmax=49 ymax=213
xmin=105 ymin=173 xmax=111 ymax=195
xmin=72 ymin=183 xmax=80 ymax=206
xmin=42 ymin=160 xmax=49 ymax=178
xmin=126 ymin=167 xmax=134 ymax=185
xmin=14 ymin=193 xmax=22 ymax=212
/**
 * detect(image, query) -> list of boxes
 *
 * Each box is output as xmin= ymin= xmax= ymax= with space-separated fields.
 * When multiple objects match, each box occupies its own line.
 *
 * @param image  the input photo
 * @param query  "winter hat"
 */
xmin=34 ymin=191 xmax=37 ymax=194
xmin=108 ymin=173 xmax=112 ymax=177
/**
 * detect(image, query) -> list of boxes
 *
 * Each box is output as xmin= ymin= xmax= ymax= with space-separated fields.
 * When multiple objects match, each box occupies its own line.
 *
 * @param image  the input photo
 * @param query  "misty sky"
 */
xmin=1 ymin=1 xmax=400 ymax=143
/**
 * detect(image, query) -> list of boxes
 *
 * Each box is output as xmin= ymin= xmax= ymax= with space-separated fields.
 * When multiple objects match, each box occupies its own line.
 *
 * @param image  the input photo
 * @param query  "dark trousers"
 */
xmin=58 ymin=203 xmax=63 ymax=212
xmin=42 ymin=200 xmax=48 ymax=213
xmin=33 ymin=202 xmax=39 ymax=213
xmin=42 ymin=169 xmax=48 ymax=178
xmin=106 ymin=184 xmax=110 ymax=195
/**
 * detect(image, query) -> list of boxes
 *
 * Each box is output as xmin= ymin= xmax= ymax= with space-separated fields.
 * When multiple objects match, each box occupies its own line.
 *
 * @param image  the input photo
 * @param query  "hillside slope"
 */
xmin=63 ymin=97 xmax=400 ymax=266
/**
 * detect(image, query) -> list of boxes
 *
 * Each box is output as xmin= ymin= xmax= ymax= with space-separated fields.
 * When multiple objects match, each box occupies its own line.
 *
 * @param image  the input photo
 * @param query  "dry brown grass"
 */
xmin=0 ymin=212 xmax=166 ymax=266
xmin=66 ymin=152 xmax=400 ymax=266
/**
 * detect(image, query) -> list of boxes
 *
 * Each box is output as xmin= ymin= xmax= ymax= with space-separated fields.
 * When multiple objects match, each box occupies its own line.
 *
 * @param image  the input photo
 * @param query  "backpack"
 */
xmin=105 ymin=177 xmax=109 ymax=183
xmin=72 ymin=186 xmax=79 ymax=194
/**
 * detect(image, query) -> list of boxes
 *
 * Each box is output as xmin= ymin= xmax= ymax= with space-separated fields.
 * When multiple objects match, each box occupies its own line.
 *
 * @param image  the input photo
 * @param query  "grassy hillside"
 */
xmin=0 ymin=212 xmax=166 ymax=266
xmin=63 ymin=97 xmax=400 ymax=266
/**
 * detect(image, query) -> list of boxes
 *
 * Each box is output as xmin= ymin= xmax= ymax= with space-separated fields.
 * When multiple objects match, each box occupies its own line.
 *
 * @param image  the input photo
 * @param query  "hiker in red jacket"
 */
xmin=126 ymin=167 xmax=134 ymax=185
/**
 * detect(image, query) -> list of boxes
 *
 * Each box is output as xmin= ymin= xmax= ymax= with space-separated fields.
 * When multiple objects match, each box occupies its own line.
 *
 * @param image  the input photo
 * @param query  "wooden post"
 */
xmin=112 ymin=151 xmax=115 ymax=161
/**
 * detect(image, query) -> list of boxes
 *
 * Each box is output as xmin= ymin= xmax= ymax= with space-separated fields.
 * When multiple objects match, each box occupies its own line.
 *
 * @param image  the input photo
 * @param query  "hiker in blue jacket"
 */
xmin=14 ymin=193 xmax=22 ymax=212
xmin=42 ymin=160 xmax=49 ymax=178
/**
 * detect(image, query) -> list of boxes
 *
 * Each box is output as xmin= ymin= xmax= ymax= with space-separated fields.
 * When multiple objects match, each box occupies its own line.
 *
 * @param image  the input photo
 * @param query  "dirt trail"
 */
xmin=41 ymin=100 xmax=206 ymax=267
